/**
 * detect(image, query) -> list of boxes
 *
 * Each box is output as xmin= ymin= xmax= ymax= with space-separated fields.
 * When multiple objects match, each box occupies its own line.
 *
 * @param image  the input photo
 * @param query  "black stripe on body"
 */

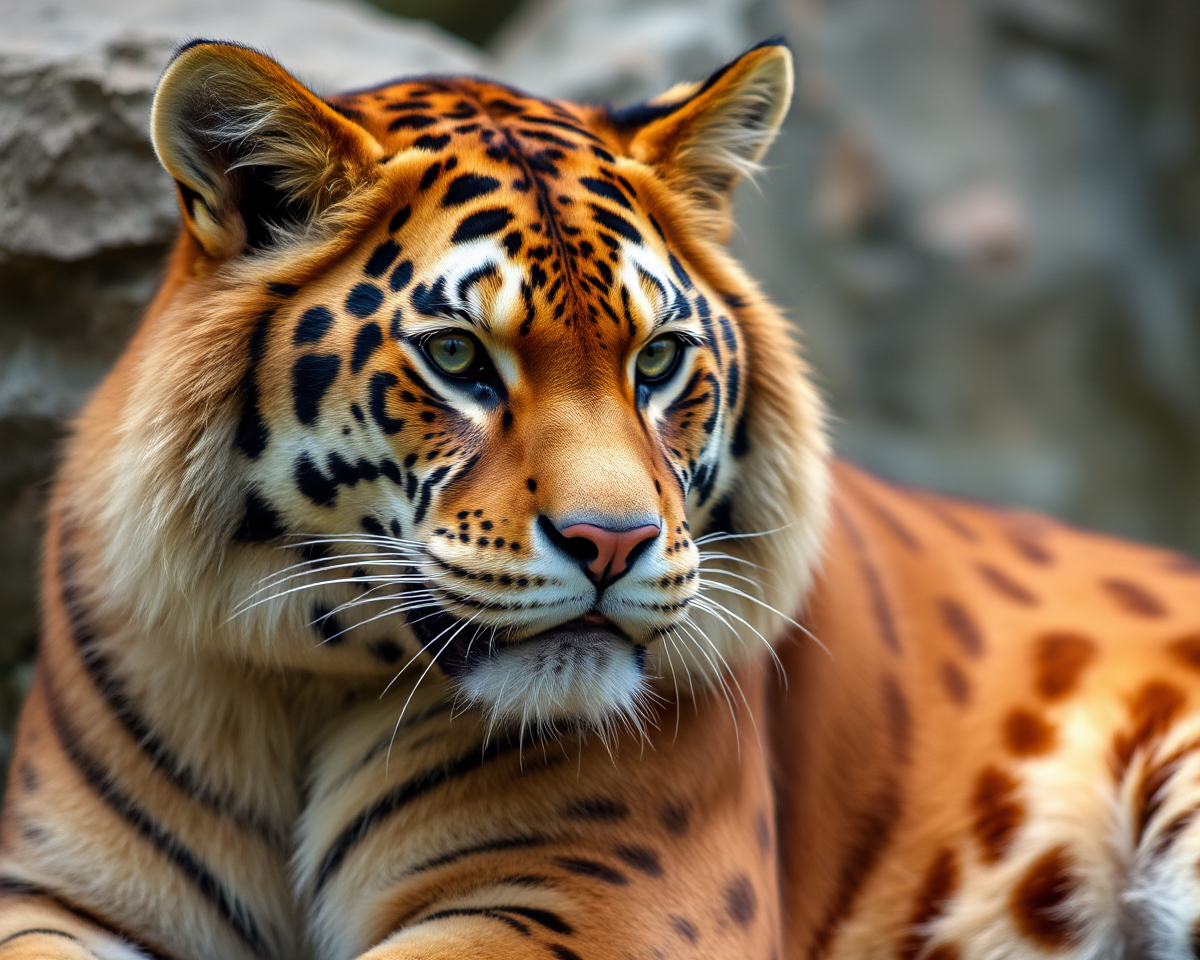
xmin=400 ymin=903 xmax=574 ymax=938
xmin=404 ymin=835 xmax=546 ymax=878
xmin=38 ymin=680 xmax=274 ymax=958
xmin=313 ymin=735 xmax=521 ymax=895
xmin=835 ymin=502 xmax=903 ymax=654
xmin=0 ymin=929 xmax=81 ymax=948
xmin=0 ymin=877 xmax=180 ymax=960
xmin=405 ymin=907 xmax=530 ymax=936
xmin=56 ymin=543 xmax=285 ymax=848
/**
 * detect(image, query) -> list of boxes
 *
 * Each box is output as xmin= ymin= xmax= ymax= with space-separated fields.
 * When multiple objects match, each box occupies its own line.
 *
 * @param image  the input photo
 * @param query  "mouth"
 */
xmin=411 ymin=608 xmax=631 ymax=679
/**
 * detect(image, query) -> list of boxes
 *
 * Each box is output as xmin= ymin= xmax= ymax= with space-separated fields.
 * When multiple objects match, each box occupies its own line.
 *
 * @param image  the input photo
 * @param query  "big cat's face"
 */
xmin=150 ymin=41 xmax=819 ymax=735
xmin=239 ymin=83 xmax=746 ymax=730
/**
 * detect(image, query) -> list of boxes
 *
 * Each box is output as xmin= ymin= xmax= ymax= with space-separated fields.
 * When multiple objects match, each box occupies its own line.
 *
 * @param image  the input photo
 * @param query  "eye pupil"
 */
xmin=428 ymin=333 xmax=476 ymax=376
xmin=636 ymin=337 xmax=679 ymax=381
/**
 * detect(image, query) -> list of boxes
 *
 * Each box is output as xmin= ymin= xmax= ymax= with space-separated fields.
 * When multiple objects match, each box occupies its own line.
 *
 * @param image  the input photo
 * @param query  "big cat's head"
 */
xmin=90 ymin=38 xmax=828 ymax=734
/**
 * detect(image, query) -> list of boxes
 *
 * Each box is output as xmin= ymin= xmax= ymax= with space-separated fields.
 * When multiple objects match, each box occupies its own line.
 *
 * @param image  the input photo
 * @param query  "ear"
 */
xmin=150 ymin=40 xmax=385 ymax=259
xmin=613 ymin=39 xmax=793 ymax=237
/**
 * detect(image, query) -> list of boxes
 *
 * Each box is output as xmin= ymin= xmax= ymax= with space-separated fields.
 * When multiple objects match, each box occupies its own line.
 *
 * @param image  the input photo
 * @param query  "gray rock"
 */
xmin=0 ymin=0 xmax=481 ymax=772
xmin=0 ymin=0 xmax=481 ymax=263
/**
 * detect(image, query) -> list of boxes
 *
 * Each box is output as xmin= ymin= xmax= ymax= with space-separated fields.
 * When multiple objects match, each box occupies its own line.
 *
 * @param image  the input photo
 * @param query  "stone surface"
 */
xmin=1 ymin=0 xmax=1198 ymax=776
xmin=0 ymin=0 xmax=480 ymax=769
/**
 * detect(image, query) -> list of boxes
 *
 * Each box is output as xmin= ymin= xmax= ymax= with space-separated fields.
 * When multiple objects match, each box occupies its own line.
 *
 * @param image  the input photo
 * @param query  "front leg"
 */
xmin=0 ymin=891 xmax=149 ymax=960
xmin=299 ymin=670 xmax=780 ymax=960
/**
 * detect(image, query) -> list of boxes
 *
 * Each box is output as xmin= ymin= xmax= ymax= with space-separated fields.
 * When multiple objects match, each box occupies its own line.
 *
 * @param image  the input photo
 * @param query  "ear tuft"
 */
xmin=151 ymin=41 xmax=383 ymax=259
xmin=615 ymin=41 xmax=793 ymax=238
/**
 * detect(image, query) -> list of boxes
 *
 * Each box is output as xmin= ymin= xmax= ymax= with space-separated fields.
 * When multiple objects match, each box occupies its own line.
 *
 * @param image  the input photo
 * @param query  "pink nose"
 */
xmin=560 ymin=523 xmax=661 ymax=582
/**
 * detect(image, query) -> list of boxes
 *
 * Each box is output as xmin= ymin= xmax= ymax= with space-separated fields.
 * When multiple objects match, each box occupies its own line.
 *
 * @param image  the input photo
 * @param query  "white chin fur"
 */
xmin=455 ymin=632 xmax=649 ymax=735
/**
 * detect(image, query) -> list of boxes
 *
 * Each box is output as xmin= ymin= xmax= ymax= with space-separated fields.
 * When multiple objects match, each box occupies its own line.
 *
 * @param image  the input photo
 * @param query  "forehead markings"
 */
xmin=430 ymin=83 xmax=643 ymax=340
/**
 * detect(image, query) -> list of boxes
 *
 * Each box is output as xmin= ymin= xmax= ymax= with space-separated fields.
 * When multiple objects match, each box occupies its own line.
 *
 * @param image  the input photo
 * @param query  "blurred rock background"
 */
xmin=1 ymin=0 xmax=1198 ymax=774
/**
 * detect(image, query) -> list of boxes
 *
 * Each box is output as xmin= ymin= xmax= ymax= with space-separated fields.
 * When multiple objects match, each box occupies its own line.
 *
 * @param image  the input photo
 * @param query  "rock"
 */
xmin=493 ymin=0 xmax=764 ymax=102
xmin=0 ymin=0 xmax=481 ymax=771
xmin=0 ymin=0 xmax=481 ymax=263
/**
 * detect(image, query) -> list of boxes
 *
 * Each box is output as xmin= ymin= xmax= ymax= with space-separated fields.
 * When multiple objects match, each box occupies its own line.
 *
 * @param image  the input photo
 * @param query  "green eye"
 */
xmin=636 ymin=337 xmax=680 ymax=381
xmin=427 ymin=332 xmax=477 ymax=376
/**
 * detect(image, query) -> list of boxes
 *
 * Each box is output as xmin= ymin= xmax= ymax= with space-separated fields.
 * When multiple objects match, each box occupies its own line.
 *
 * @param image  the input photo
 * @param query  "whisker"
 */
xmin=697 ymin=581 xmax=830 ymax=659
xmin=316 ymin=598 xmax=442 ymax=645
xmin=694 ymin=521 xmax=796 ymax=546
xmin=240 ymin=556 xmax=435 ymax=602
xmin=386 ymin=612 xmax=482 ymax=773
xmin=673 ymin=618 xmax=739 ymax=741
xmin=231 ymin=574 xmax=433 ymax=619
xmin=689 ymin=592 xmax=786 ymax=680
xmin=696 ymin=567 xmax=764 ymax=590
xmin=676 ymin=616 xmax=764 ymax=759
xmin=695 ymin=551 xmax=766 ymax=570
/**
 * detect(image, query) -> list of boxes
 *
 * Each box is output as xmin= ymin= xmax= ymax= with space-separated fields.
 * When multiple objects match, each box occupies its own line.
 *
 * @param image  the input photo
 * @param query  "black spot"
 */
xmin=364 ymin=240 xmax=400 ymax=278
xmin=388 ymin=260 xmax=414 ymax=294
xmin=370 ymin=640 xmax=403 ymax=664
xmin=526 ymin=478 xmax=537 ymax=493
xmin=268 ymin=281 xmax=298 ymax=298
xmin=502 ymin=231 xmax=522 ymax=256
xmin=614 ymin=845 xmax=663 ymax=877
xmin=388 ymin=205 xmax=412 ymax=232
xmin=502 ymin=409 xmax=514 ymax=430
xmin=294 ymin=304 xmax=334 ymax=345
xmin=312 ymin=604 xmax=344 ymax=645
xmin=292 ymin=354 xmax=341 ymax=425
xmin=565 ymin=797 xmax=629 ymax=822
xmin=580 ymin=176 xmax=632 ymax=210
xmin=361 ymin=516 xmax=385 ymax=536
xmin=670 ymin=916 xmax=698 ymax=943
xmin=451 ymin=208 xmax=515 ymax=244
xmin=547 ymin=948 xmax=583 ymax=960
xmin=351 ymin=403 xmax=365 ymax=423
xmin=442 ymin=173 xmax=502 ymax=207
xmin=380 ymin=459 xmax=402 ymax=484
xmin=413 ymin=133 xmax=451 ymax=151
xmin=419 ymin=161 xmax=442 ymax=191
xmin=387 ymin=114 xmax=436 ymax=131
xmin=351 ymin=323 xmax=384 ymax=374
xmin=553 ymin=858 xmax=627 ymax=885
xmin=295 ymin=453 xmax=337 ymax=507
xmin=384 ymin=99 xmax=433 ymax=112
xmin=345 ymin=283 xmax=384 ymax=318
xmin=660 ymin=801 xmax=690 ymax=836
xmin=724 ymin=875 xmax=757 ymax=926
xmin=234 ymin=491 xmax=285 ymax=542
xmin=369 ymin=372 xmax=406 ymax=434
